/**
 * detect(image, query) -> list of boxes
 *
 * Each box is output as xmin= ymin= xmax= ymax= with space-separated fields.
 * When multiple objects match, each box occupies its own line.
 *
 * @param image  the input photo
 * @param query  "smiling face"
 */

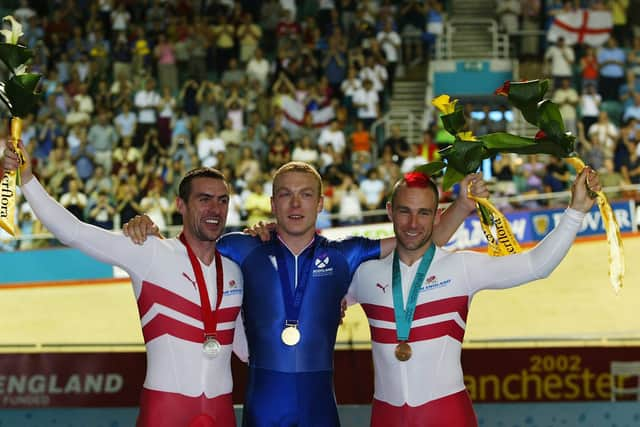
xmin=177 ymin=176 xmax=229 ymax=243
xmin=271 ymin=166 xmax=323 ymax=245
xmin=387 ymin=181 xmax=440 ymax=263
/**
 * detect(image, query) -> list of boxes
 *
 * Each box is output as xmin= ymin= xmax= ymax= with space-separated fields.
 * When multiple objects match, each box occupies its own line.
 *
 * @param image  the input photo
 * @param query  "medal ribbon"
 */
xmin=179 ymin=233 xmax=224 ymax=340
xmin=392 ymin=243 xmax=436 ymax=342
xmin=274 ymin=237 xmax=317 ymax=326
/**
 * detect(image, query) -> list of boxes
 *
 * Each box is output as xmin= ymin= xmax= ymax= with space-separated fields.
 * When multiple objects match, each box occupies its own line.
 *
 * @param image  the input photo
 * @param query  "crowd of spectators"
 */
xmin=1 ymin=0 xmax=640 ymax=250
xmin=0 ymin=0 xmax=448 ymax=250
xmin=485 ymin=0 xmax=640 ymax=211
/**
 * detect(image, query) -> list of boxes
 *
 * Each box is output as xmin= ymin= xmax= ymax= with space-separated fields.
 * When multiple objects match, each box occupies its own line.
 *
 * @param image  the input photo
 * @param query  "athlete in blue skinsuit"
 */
xmin=124 ymin=162 xmax=486 ymax=426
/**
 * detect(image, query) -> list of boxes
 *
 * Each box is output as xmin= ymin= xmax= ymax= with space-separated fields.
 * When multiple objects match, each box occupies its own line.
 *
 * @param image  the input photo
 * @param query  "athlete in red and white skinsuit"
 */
xmin=6 ymin=144 xmax=246 ymax=427
xmin=347 ymin=169 xmax=597 ymax=427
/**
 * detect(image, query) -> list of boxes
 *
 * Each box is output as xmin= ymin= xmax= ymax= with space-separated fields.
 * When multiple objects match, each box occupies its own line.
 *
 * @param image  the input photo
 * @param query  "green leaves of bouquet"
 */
xmin=0 ymin=16 xmax=42 ymax=117
xmin=422 ymin=79 xmax=576 ymax=192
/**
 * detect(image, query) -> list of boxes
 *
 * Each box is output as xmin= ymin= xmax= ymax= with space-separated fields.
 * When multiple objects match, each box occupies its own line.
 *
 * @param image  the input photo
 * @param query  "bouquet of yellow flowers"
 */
xmin=424 ymin=79 xmax=623 ymax=293
xmin=0 ymin=15 xmax=42 ymax=236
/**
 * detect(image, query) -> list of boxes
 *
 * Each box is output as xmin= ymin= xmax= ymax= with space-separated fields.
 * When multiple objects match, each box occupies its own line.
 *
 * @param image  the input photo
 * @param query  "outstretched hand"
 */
xmin=570 ymin=166 xmax=600 ymax=213
xmin=122 ymin=214 xmax=162 ymax=244
xmin=243 ymin=221 xmax=276 ymax=242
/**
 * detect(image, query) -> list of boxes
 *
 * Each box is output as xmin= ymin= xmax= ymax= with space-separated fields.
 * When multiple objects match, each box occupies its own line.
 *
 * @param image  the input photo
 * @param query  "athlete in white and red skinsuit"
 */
xmin=3 ymin=143 xmax=246 ymax=427
xmin=347 ymin=169 xmax=599 ymax=427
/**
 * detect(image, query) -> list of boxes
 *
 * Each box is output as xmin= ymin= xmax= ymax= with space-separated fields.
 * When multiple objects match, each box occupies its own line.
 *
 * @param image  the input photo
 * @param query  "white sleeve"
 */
xmin=345 ymin=265 xmax=361 ymax=307
xmin=232 ymin=312 xmax=249 ymax=363
xmin=463 ymin=208 xmax=585 ymax=295
xmin=21 ymin=178 xmax=156 ymax=279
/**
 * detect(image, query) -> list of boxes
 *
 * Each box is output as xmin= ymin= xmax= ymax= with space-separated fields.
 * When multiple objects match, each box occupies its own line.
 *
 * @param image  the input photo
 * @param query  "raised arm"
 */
xmin=3 ymin=143 xmax=155 ymax=279
xmin=464 ymin=167 xmax=598 ymax=295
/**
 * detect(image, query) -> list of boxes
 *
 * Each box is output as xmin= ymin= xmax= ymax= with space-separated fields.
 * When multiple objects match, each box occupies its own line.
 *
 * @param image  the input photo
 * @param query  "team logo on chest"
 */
xmin=421 ymin=275 xmax=452 ymax=291
xmin=312 ymin=252 xmax=333 ymax=277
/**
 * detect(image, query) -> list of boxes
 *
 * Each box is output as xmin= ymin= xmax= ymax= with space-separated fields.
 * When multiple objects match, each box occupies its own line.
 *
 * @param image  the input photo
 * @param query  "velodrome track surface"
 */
xmin=1 ymin=234 xmax=639 ymax=352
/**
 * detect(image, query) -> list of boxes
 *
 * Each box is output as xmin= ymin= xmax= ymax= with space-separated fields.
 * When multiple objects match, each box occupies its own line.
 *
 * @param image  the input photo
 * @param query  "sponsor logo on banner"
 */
xmin=532 ymin=214 xmax=550 ymax=236
xmin=0 ymin=353 xmax=145 ymax=408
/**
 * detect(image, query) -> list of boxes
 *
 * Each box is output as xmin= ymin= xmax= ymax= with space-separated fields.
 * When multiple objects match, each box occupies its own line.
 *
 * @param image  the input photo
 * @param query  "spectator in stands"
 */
xmin=552 ymin=77 xmax=579 ymax=135
xmin=219 ymin=117 xmax=243 ymax=165
xmin=496 ymin=0 xmax=521 ymax=35
xmin=349 ymin=119 xmax=373 ymax=161
xmin=398 ymin=0 xmax=425 ymax=66
xmin=154 ymin=34 xmax=178 ymax=96
xmin=88 ymin=111 xmax=118 ymax=174
xmin=580 ymin=46 xmax=599 ymax=90
xmin=246 ymin=48 xmax=271 ymax=90
xmin=623 ymin=92 xmax=640 ymax=123
xmin=111 ymin=34 xmax=133 ymax=81
xmin=383 ymin=124 xmax=411 ymax=164
xmin=323 ymin=39 xmax=348 ymax=97
xmin=352 ymin=78 xmax=380 ymax=130
xmin=400 ymin=142 xmax=428 ymax=173
xmin=65 ymin=97 xmax=90 ymax=128
xmin=88 ymin=190 xmax=116 ymax=230
xmin=625 ymin=142 xmax=640 ymax=185
xmin=112 ymin=135 xmax=143 ymax=177
xmin=244 ymin=179 xmax=272 ymax=227
xmin=211 ymin=15 xmax=236 ymax=76
xmin=60 ymin=178 xmax=88 ymax=220
xmin=133 ymin=77 xmax=161 ymax=146
xmin=519 ymin=154 xmax=546 ymax=204
xmin=333 ymin=173 xmax=366 ymax=226
xmin=376 ymin=18 xmax=401 ymax=95
xmin=597 ymin=37 xmax=626 ymax=101
xmin=544 ymin=36 xmax=574 ymax=89
xmin=197 ymin=80 xmax=223 ymax=125
xmin=291 ymin=135 xmax=320 ymax=167
xmin=615 ymin=118 xmax=638 ymax=181
xmin=599 ymin=158 xmax=628 ymax=200
xmin=627 ymin=36 xmax=640 ymax=85
xmin=114 ymin=101 xmax=137 ymax=140
xmin=588 ymin=110 xmax=620 ymax=159
xmin=221 ymin=58 xmax=246 ymax=89
xmin=318 ymin=120 xmax=347 ymax=156
xmin=139 ymin=180 xmax=171 ymax=232
xmin=359 ymin=167 xmax=386 ymax=223
xmin=580 ymin=82 xmax=602 ymax=132
xmin=185 ymin=18 xmax=209 ymax=82
xmin=418 ymin=129 xmax=440 ymax=162
xmin=267 ymin=134 xmax=291 ymax=170
xmin=577 ymin=122 xmax=606 ymax=173
xmin=196 ymin=120 xmax=225 ymax=168
xmin=115 ymin=180 xmax=143 ymax=227
xmin=85 ymin=164 xmax=112 ymax=198
xmin=237 ymin=13 xmax=262 ymax=65
xmin=235 ymin=146 xmax=263 ymax=187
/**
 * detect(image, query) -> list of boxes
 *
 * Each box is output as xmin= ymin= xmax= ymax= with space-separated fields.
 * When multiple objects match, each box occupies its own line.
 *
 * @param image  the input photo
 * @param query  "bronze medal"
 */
xmin=395 ymin=342 xmax=412 ymax=362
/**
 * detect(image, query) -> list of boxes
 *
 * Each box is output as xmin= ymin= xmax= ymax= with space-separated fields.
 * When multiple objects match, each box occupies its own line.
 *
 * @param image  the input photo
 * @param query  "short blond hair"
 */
xmin=273 ymin=161 xmax=323 ymax=195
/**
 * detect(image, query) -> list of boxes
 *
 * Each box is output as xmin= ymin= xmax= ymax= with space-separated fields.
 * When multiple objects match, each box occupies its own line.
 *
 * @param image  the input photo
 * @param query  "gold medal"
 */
xmin=395 ymin=341 xmax=412 ymax=362
xmin=203 ymin=336 xmax=221 ymax=358
xmin=281 ymin=326 xmax=301 ymax=346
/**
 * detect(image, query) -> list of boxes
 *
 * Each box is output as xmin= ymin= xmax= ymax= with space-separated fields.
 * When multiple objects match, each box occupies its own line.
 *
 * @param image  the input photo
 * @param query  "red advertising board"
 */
xmin=2 ymin=347 xmax=639 ymax=407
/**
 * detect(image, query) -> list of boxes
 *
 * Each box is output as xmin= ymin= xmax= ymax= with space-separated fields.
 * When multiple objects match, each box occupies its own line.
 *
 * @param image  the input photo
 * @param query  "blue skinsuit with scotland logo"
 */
xmin=217 ymin=232 xmax=380 ymax=427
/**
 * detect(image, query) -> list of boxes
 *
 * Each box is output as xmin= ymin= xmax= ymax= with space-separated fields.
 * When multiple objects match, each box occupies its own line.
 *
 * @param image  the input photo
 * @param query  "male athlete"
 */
xmin=3 ymin=143 xmax=245 ymax=427
xmin=124 ymin=161 xmax=488 ymax=426
xmin=347 ymin=169 xmax=600 ymax=426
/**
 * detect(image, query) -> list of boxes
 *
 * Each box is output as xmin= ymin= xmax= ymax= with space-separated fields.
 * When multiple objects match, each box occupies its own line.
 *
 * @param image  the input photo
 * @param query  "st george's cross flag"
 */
xmin=547 ymin=9 xmax=612 ymax=47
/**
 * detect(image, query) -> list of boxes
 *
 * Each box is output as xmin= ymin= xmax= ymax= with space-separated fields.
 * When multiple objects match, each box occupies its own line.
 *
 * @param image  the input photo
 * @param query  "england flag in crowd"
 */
xmin=279 ymin=95 xmax=335 ymax=130
xmin=547 ymin=9 xmax=612 ymax=47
